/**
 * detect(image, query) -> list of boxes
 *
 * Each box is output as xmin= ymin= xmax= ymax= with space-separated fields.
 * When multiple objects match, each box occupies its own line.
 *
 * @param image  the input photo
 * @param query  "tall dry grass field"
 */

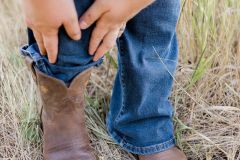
xmin=0 ymin=0 xmax=240 ymax=159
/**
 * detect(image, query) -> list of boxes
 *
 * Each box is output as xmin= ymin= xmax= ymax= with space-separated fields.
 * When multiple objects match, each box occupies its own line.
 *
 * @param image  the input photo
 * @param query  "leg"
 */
xmin=20 ymin=0 xmax=98 ymax=159
xmin=21 ymin=0 xmax=102 ymax=85
xmin=107 ymin=0 xmax=187 ymax=159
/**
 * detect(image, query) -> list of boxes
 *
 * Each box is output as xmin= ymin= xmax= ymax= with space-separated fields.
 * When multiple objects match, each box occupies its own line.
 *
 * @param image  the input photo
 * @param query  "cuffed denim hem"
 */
xmin=20 ymin=44 xmax=103 ymax=84
xmin=106 ymin=120 xmax=176 ymax=155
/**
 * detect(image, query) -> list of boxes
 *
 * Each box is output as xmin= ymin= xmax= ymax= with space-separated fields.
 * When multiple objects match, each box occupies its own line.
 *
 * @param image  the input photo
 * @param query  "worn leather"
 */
xmin=24 ymin=58 xmax=96 ymax=160
xmin=138 ymin=147 xmax=187 ymax=160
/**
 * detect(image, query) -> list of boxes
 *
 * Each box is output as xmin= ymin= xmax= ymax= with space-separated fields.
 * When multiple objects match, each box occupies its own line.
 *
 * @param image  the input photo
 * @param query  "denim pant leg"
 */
xmin=106 ymin=0 xmax=181 ymax=155
xmin=20 ymin=0 xmax=103 ymax=85
xmin=20 ymin=0 xmax=180 ymax=155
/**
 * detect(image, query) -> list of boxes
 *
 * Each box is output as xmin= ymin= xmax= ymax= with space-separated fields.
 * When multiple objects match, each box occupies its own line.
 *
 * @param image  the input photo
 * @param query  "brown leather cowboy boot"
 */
xmin=138 ymin=147 xmax=187 ymax=160
xmin=24 ymin=56 xmax=96 ymax=160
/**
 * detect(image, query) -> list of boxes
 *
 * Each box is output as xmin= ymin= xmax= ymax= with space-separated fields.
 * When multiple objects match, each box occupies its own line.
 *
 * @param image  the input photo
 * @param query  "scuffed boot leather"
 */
xmin=138 ymin=147 xmax=187 ymax=160
xmin=24 ymin=56 xmax=96 ymax=160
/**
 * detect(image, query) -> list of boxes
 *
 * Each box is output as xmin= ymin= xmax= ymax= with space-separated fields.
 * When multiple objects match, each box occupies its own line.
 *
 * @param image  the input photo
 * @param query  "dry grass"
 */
xmin=0 ymin=0 xmax=240 ymax=159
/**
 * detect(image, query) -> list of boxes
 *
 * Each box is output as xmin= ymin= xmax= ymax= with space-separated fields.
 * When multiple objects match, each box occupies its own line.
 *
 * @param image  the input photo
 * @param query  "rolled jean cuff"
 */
xmin=106 ymin=121 xmax=176 ymax=155
xmin=20 ymin=43 xmax=103 ymax=84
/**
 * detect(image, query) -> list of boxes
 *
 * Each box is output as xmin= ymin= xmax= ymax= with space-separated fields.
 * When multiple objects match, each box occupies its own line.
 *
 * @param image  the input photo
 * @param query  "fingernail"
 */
xmin=73 ymin=33 xmax=81 ymax=40
xmin=49 ymin=58 xmax=56 ymax=64
xmin=79 ymin=21 xmax=88 ymax=29
xmin=89 ymin=50 xmax=95 ymax=55
xmin=49 ymin=60 xmax=54 ymax=64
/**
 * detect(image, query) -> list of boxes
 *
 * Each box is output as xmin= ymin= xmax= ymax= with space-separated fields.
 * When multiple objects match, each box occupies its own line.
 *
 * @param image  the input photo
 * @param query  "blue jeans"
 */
xmin=21 ymin=0 xmax=180 ymax=155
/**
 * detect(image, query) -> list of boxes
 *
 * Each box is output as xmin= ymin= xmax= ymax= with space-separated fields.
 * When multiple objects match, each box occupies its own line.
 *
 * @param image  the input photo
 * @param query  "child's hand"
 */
xmin=21 ymin=0 xmax=81 ymax=63
xmin=79 ymin=0 xmax=155 ymax=61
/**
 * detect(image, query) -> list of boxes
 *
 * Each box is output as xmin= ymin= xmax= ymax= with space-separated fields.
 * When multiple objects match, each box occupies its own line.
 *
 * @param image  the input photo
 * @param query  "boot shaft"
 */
xmin=23 ymin=56 xmax=96 ymax=160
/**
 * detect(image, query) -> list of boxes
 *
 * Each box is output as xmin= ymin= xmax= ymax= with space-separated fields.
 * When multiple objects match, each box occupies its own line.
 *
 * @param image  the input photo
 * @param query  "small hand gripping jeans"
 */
xmin=20 ymin=0 xmax=180 ymax=155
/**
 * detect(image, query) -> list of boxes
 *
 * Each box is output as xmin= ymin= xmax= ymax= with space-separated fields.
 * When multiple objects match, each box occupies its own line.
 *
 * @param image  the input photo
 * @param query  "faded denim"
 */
xmin=20 ymin=0 xmax=180 ymax=155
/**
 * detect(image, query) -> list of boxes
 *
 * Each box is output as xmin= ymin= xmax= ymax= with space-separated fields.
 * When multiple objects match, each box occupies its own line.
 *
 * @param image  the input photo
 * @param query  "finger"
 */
xmin=63 ymin=16 xmax=81 ymax=40
xmin=32 ymin=29 xmax=46 ymax=55
xmin=42 ymin=30 xmax=59 ymax=64
xmin=89 ymin=25 xmax=108 ymax=55
xmin=79 ymin=1 xmax=106 ymax=29
xmin=93 ymin=30 xmax=118 ymax=61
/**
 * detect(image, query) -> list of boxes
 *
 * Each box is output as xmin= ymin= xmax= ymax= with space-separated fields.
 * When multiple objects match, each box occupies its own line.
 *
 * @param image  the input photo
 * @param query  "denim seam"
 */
xmin=114 ymin=37 xmax=127 ymax=127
